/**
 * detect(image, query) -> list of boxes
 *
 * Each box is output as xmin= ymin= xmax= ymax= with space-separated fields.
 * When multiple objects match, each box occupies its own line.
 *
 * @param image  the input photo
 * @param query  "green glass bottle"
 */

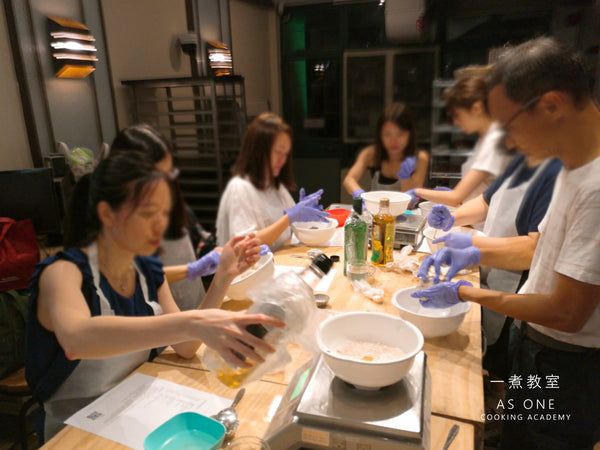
xmin=344 ymin=197 xmax=368 ymax=276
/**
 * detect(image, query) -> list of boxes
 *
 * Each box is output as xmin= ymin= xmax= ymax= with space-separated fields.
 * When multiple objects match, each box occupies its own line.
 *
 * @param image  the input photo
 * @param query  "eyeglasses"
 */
xmin=500 ymin=95 xmax=543 ymax=133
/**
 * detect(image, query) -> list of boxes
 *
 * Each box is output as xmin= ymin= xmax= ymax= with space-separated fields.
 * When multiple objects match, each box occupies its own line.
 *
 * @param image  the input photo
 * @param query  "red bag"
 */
xmin=0 ymin=218 xmax=40 ymax=291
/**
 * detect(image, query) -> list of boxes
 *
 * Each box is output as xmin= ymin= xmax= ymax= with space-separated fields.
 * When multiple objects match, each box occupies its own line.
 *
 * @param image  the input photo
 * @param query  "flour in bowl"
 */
xmin=334 ymin=340 xmax=405 ymax=362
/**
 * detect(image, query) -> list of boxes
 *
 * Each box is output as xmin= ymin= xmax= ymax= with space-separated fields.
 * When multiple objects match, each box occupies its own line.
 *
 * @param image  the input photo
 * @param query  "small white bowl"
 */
xmin=392 ymin=286 xmax=471 ymax=338
xmin=423 ymin=226 xmax=486 ymax=253
xmin=291 ymin=218 xmax=337 ymax=246
xmin=226 ymin=252 xmax=275 ymax=300
xmin=361 ymin=191 xmax=411 ymax=217
xmin=418 ymin=201 xmax=457 ymax=217
xmin=317 ymin=311 xmax=423 ymax=389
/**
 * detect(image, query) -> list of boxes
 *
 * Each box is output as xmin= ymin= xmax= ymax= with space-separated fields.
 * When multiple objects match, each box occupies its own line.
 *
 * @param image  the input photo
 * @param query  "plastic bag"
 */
xmin=58 ymin=142 xmax=98 ymax=181
xmin=203 ymin=270 xmax=320 ymax=388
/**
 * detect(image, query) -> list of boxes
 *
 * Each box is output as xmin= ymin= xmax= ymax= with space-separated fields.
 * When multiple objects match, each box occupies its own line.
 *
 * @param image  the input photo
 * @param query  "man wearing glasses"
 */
xmin=415 ymin=37 xmax=600 ymax=449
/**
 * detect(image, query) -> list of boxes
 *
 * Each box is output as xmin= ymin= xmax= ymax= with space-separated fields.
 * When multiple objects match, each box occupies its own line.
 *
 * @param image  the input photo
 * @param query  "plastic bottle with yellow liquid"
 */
xmin=371 ymin=197 xmax=395 ymax=266
xmin=203 ymin=254 xmax=333 ymax=388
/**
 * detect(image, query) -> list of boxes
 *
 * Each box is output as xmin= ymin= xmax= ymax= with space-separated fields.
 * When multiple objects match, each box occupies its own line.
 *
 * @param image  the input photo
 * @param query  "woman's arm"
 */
xmin=343 ymin=146 xmax=374 ymax=195
xmin=451 ymin=195 xmax=489 ymax=227
xmin=253 ymin=215 xmax=292 ymax=247
xmin=37 ymin=257 xmax=283 ymax=367
xmin=415 ymin=169 xmax=489 ymax=206
xmin=400 ymin=150 xmax=429 ymax=191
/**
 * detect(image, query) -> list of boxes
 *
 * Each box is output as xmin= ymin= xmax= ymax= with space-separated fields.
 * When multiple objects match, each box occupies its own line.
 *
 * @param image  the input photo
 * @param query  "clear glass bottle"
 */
xmin=344 ymin=197 xmax=368 ymax=276
xmin=371 ymin=197 xmax=395 ymax=266
xmin=204 ymin=254 xmax=333 ymax=388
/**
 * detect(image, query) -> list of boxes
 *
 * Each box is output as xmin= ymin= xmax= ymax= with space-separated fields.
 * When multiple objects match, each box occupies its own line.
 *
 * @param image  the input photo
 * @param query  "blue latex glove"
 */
xmin=259 ymin=244 xmax=271 ymax=256
xmin=434 ymin=186 xmax=452 ymax=191
xmin=405 ymin=188 xmax=420 ymax=209
xmin=427 ymin=205 xmax=455 ymax=231
xmin=417 ymin=246 xmax=481 ymax=283
xmin=299 ymin=187 xmax=324 ymax=203
xmin=397 ymin=156 xmax=417 ymax=180
xmin=285 ymin=195 xmax=329 ymax=223
xmin=433 ymin=232 xmax=472 ymax=249
xmin=187 ymin=249 xmax=220 ymax=281
xmin=411 ymin=280 xmax=472 ymax=309
xmin=352 ymin=188 xmax=365 ymax=199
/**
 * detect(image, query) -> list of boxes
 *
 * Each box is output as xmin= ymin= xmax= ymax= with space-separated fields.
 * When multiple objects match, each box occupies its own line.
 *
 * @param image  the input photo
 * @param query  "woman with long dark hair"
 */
xmin=343 ymin=102 xmax=429 ymax=199
xmin=216 ymin=112 xmax=327 ymax=250
xmin=26 ymin=152 xmax=284 ymax=442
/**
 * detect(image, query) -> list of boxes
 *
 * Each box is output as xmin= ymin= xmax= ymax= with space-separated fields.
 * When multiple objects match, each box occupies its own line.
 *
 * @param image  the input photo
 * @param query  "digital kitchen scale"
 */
xmin=392 ymin=213 xmax=427 ymax=248
xmin=265 ymin=351 xmax=431 ymax=450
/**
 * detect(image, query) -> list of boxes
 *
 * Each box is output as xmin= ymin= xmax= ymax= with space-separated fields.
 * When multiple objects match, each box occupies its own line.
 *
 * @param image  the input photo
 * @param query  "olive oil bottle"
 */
xmin=371 ymin=198 xmax=395 ymax=266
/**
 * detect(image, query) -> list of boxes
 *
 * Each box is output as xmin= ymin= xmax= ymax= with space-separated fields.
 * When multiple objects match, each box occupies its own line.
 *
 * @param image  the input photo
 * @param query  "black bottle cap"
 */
xmin=312 ymin=253 xmax=333 ymax=275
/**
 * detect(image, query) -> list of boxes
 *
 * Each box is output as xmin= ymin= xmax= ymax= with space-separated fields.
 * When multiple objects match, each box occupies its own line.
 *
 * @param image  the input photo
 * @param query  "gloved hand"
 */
xmin=417 ymin=246 xmax=481 ymax=283
xmin=397 ymin=156 xmax=417 ymax=180
xmin=187 ymin=249 xmax=221 ymax=281
xmin=285 ymin=194 xmax=329 ymax=223
xmin=352 ymin=188 xmax=365 ymax=199
xmin=259 ymin=244 xmax=271 ymax=256
xmin=427 ymin=205 xmax=455 ymax=231
xmin=299 ymin=187 xmax=324 ymax=203
xmin=411 ymin=280 xmax=472 ymax=309
xmin=433 ymin=232 xmax=472 ymax=249
xmin=405 ymin=188 xmax=421 ymax=209
xmin=434 ymin=186 xmax=452 ymax=191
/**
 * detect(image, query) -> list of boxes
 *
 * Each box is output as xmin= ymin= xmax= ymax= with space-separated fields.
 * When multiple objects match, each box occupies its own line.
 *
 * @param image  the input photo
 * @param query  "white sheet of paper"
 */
xmin=274 ymin=266 xmax=336 ymax=293
xmin=65 ymin=373 xmax=230 ymax=450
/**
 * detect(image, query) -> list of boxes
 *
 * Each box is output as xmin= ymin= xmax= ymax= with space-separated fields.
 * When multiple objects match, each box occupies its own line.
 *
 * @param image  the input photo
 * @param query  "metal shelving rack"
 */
xmin=122 ymin=76 xmax=246 ymax=230
xmin=429 ymin=78 xmax=474 ymax=186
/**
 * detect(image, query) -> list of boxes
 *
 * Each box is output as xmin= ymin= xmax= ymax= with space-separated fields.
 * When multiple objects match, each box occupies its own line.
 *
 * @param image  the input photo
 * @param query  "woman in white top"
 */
xmin=216 ymin=113 xmax=328 ymax=251
xmin=409 ymin=67 xmax=513 ymax=208
xmin=342 ymin=102 xmax=429 ymax=199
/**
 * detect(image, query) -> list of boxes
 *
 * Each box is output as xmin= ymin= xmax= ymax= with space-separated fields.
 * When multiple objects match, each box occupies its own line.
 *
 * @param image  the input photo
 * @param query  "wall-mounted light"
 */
xmin=48 ymin=16 xmax=98 ymax=78
xmin=206 ymin=41 xmax=233 ymax=76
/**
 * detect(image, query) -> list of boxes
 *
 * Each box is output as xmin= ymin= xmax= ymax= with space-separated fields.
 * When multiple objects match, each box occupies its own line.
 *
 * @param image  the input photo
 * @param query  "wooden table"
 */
xmin=42 ymin=362 xmax=475 ymax=449
xmin=155 ymin=244 xmax=485 ymax=445
xmin=42 ymin=244 xmax=484 ymax=449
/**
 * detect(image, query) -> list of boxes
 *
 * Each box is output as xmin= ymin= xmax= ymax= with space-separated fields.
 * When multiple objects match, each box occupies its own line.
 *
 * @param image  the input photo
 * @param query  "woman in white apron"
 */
xmin=409 ymin=67 xmax=513 ymax=216
xmin=342 ymin=102 xmax=429 ymax=199
xmin=26 ymin=152 xmax=284 ymax=443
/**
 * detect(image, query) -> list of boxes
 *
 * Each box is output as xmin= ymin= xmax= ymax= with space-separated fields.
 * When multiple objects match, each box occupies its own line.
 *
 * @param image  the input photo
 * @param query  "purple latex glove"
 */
xmin=417 ymin=246 xmax=481 ymax=283
xmin=411 ymin=280 xmax=472 ymax=309
xmin=352 ymin=188 xmax=365 ymax=199
xmin=259 ymin=244 xmax=271 ymax=256
xmin=285 ymin=194 xmax=329 ymax=223
xmin=433 ymin=232 xmax=472 ymax=249
xmin=405 ymin=188 xmax=421 ymax=209
xmin=187 ymin=249 xmax=220 ymax=281
xmin=427 ymin=204 xmax=455 ymax=231
xmin=434 ymin=186 xmax=452 ymax=191
xmin=397 ymin=156 xmax=417 ymax=180
xmin=299 ymin=187 xmax=324 ymax=203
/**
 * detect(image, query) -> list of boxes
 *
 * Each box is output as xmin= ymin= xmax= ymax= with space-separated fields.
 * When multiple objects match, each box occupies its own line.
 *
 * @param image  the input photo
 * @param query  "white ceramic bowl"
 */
xmin=226 ymin=252 xmax=275 ymax=300
xmin=317 ymin=311 xmax=424 ymax=389
xmin=418 ymin=201 xmax=457 ymax=217
xmin=392 ymin=286 xmax=471 ymax=338
xmin=361 ymin=191 xmax=411 ymax=217
xmin=423 ymin=226 xmax=486 ymax=253
xmin=291 ymin=218 xmax=338 ymax=246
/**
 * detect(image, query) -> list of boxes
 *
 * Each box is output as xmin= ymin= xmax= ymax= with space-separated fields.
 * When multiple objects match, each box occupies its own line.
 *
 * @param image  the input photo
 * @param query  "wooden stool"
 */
xmin=0 ymin=367 xmax=38 ymax=450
